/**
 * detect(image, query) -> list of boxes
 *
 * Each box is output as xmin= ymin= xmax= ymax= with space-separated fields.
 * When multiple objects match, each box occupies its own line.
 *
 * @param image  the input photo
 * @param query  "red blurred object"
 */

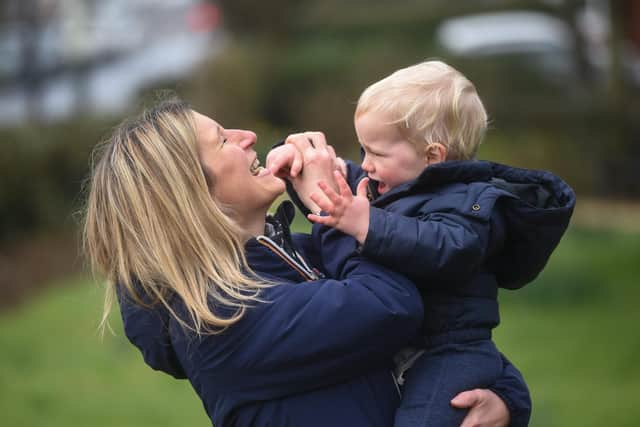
xmin=187 ymin=2 xmax=221 ymax=32
xmin=629 ymin=0 xmax=640 ymax=51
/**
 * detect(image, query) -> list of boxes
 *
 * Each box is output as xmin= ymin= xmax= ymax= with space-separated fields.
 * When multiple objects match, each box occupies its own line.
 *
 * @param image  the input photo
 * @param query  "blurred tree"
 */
xmin=10 ymin=0 xmax=44 ymax=119
xmin=218 ymin=0 xmax=309 ymax=41
xmin=600 ymin=0 xmax=640 ymax=196
xmin=195 ymin=0 xmax=640 ymax=195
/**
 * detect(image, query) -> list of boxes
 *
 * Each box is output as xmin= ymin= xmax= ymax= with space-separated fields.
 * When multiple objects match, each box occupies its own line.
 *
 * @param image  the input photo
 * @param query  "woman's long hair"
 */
xmin=83 ymin=99 xmax=267 ymax=335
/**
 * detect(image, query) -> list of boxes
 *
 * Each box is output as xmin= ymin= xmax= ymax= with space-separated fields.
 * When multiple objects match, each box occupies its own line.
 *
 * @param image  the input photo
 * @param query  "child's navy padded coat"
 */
xmin=341 ymin=159 xmax=576 ymax=336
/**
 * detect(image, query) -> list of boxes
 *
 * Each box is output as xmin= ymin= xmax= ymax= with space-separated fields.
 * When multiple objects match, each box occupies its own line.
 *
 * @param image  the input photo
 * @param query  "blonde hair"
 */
xmin=355 ymin=60 xmax=488 ymax=160
xmin=83 ymin=99 xmax=267 ymax=335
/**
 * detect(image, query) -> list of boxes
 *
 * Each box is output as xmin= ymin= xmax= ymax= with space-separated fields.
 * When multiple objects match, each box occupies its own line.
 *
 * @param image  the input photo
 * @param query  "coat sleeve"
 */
xmin=488 ymin=353 xmax=532 ymax=427
xmin=118 ymin=287 xmax=187 ymax=380
xmin=178 ymin=231 xmax=424 ymax=399
xmin=361 ymin=204 xmax=490 ymax=283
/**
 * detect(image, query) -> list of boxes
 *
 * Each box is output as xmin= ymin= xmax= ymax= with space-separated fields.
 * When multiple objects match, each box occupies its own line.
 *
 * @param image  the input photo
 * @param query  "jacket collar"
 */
xmin=373 ymin=160 xmax=492 ymax=205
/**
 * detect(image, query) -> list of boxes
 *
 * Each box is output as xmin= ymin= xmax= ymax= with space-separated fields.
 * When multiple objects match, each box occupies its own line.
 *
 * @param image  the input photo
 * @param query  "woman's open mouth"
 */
xmin=249 ymin=158 xmax=271 ymax=177
xmin=249 ymin=158 xmax=262 ymax=175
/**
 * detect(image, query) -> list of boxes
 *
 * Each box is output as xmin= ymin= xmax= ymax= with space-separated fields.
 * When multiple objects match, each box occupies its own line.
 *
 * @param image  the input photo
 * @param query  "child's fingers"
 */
xmin=334 ymin=170 xmax=353 ymax=198
xmin=307 ymin=213 xmax=334 ymax=226
xmin=318 ymin=180 xmax=343 ymax=207
xmin=356 ymin=177 xmax=369 ymax=198
xmin=309 ymin=190 xmax=334 ymax=214
xmin=307 ymin=213 xmax=321 ymax=224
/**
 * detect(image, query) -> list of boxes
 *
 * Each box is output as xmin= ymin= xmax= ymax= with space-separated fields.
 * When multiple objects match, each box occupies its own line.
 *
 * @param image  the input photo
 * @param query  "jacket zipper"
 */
xmin=256 ymin=236 xmax=319 ymax=281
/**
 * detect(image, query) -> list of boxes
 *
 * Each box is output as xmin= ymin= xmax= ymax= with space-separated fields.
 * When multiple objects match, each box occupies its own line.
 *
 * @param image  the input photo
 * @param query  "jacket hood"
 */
xmin=482 ymin=161 xmax=575 ymax=289
xmin=385 ymin=160 xmax=576 ymax=289
xmin=118 ymin=285 xmax=187 ymax=379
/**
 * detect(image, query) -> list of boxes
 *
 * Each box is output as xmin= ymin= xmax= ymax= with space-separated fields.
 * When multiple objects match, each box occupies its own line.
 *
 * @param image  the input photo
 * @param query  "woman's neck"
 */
xmin=235 ymin=206 xmax=268 ymax=239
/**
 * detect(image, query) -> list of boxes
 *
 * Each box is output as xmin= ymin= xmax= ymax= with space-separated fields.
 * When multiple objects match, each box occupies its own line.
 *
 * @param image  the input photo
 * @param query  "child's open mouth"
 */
xmin=377 ymin=181 xmax=389 ymax=194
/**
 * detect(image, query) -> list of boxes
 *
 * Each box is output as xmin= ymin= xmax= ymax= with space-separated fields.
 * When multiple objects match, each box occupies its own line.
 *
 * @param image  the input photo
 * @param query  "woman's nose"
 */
xmin=227 ymin=130 xmax=257 ymax=150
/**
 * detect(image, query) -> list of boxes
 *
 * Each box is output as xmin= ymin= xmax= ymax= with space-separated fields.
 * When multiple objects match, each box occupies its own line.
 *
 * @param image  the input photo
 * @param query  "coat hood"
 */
xmin=482 ymin=161 xmax=575 ymax=289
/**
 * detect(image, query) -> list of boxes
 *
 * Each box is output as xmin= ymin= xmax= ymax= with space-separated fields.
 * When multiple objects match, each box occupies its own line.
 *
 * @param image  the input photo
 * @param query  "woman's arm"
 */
xmin=117 ymin=285 xmax=187 ymax=380
xmin=487 ymin=353 xmax=532 ymax=427
xmin=165 ymin=230 xmax=424 ymax=400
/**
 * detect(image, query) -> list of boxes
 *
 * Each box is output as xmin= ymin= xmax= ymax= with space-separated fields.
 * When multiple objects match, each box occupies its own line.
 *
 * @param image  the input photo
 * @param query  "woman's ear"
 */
xmin=424 ymin=143 xmax=448 ymax=165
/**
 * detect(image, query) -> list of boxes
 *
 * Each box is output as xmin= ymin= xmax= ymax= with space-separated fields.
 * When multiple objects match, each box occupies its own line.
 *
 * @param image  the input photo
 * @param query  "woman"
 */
xmin=84 ymin=99 xmax=529 ymax=426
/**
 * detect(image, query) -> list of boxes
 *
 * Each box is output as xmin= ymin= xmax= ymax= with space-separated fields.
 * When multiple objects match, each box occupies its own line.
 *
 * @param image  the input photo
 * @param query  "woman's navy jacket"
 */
xmin=118 ymin=206 xmax=533 ymax=426
xmin=338 ymin=159 xmax=576 ymax=336
xmin=119 ymin=226 xmax=425 ymax=426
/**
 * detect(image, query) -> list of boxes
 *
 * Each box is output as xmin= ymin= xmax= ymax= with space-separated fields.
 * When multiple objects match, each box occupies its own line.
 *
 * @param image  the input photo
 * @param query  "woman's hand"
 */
xmin=452 ymin=389 xmax=511 ymax=427
xmin=266 ymin=134 xmax=347 ymax=180
xmin=266 ymin=144 xmax=304 ymax=178
xmin=284 ymin=132 xmax=339 ymax=213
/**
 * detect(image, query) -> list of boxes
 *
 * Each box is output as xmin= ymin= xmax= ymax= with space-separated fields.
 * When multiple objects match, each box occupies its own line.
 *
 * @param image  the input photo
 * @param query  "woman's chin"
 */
xmin=273 ymin=177 xmax=287 ymax=196
xmin=264 ymin=175 xmax=287 ymax=201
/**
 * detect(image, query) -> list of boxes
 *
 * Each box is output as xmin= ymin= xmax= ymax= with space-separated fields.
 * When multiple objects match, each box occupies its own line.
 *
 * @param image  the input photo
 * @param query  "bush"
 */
xmin=0 ymin=118 xmax=116 ymax=243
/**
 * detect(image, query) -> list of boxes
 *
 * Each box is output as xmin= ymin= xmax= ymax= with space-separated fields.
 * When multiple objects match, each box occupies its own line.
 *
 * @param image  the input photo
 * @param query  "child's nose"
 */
xmin=362 ymin=156 xmax=374 ymax=172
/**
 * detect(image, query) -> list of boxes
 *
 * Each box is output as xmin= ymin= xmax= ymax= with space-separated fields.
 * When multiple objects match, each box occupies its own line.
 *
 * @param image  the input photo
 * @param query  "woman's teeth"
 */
xmin=249 ymin=159 xmax=261 ymax=175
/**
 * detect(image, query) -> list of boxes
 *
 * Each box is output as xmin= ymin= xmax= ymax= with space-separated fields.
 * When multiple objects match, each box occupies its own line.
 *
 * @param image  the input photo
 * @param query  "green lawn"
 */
xmin=1 ymin=226 xmax=638 ymax=426
xmin=0 ymin=278 xmax=209 ymax=427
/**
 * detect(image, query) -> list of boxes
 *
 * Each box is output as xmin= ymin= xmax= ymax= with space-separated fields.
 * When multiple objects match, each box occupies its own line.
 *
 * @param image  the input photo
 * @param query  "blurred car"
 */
xmin=435 ymin=11 xmax=577 ymax=82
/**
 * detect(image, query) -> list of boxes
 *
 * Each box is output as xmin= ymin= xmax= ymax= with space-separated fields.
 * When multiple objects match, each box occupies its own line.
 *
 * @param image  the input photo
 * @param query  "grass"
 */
xmin=0 ymin=226 xmax=638 ymax=426
xmin=0 ymin=277 xmax=209 ymax=427
xmin=494 ymin=226 xmax=640 ymax=427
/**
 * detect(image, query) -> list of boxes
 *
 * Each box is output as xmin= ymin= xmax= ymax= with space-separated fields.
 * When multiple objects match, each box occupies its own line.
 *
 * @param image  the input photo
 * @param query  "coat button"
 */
xmin=472 ymin=203 xmax=481 ymax=211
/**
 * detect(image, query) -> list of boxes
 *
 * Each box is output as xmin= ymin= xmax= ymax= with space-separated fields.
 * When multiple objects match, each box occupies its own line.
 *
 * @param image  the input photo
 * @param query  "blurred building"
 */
xmin=0 ymin=0 xmax=224 ymax=124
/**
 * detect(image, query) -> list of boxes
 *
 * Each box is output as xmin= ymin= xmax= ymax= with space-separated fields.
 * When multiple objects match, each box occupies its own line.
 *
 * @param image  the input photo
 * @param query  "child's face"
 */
xmin=355 ymin=111 xmax=429 ymax=194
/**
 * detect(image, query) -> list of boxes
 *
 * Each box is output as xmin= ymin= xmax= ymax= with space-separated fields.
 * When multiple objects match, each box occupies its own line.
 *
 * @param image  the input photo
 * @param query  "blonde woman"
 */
xmin=84 ymin=99 xmax=528 ymax=427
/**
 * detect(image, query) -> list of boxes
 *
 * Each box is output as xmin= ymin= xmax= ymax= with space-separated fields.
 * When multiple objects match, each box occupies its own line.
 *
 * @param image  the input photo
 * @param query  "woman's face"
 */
xmin=193 ymin=111 xmax=285 ymax=212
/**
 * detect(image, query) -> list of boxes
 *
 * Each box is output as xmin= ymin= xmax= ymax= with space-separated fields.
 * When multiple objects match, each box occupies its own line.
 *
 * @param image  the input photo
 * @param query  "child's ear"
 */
xmin=424 ymin=143 xmax=447 ymax=165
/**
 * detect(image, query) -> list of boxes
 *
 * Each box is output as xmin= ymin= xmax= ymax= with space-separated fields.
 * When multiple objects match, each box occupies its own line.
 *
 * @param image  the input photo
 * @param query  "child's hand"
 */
xmin=266 ymin=144 xmax=304 ymax=178
xmin=308 ymin=171 xmax=370 ymax=244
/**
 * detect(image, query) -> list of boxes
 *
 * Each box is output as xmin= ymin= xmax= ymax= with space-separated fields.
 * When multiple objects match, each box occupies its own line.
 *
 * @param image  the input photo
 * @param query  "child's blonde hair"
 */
xmin=355 ymin=60 xmax=487 ymax=161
